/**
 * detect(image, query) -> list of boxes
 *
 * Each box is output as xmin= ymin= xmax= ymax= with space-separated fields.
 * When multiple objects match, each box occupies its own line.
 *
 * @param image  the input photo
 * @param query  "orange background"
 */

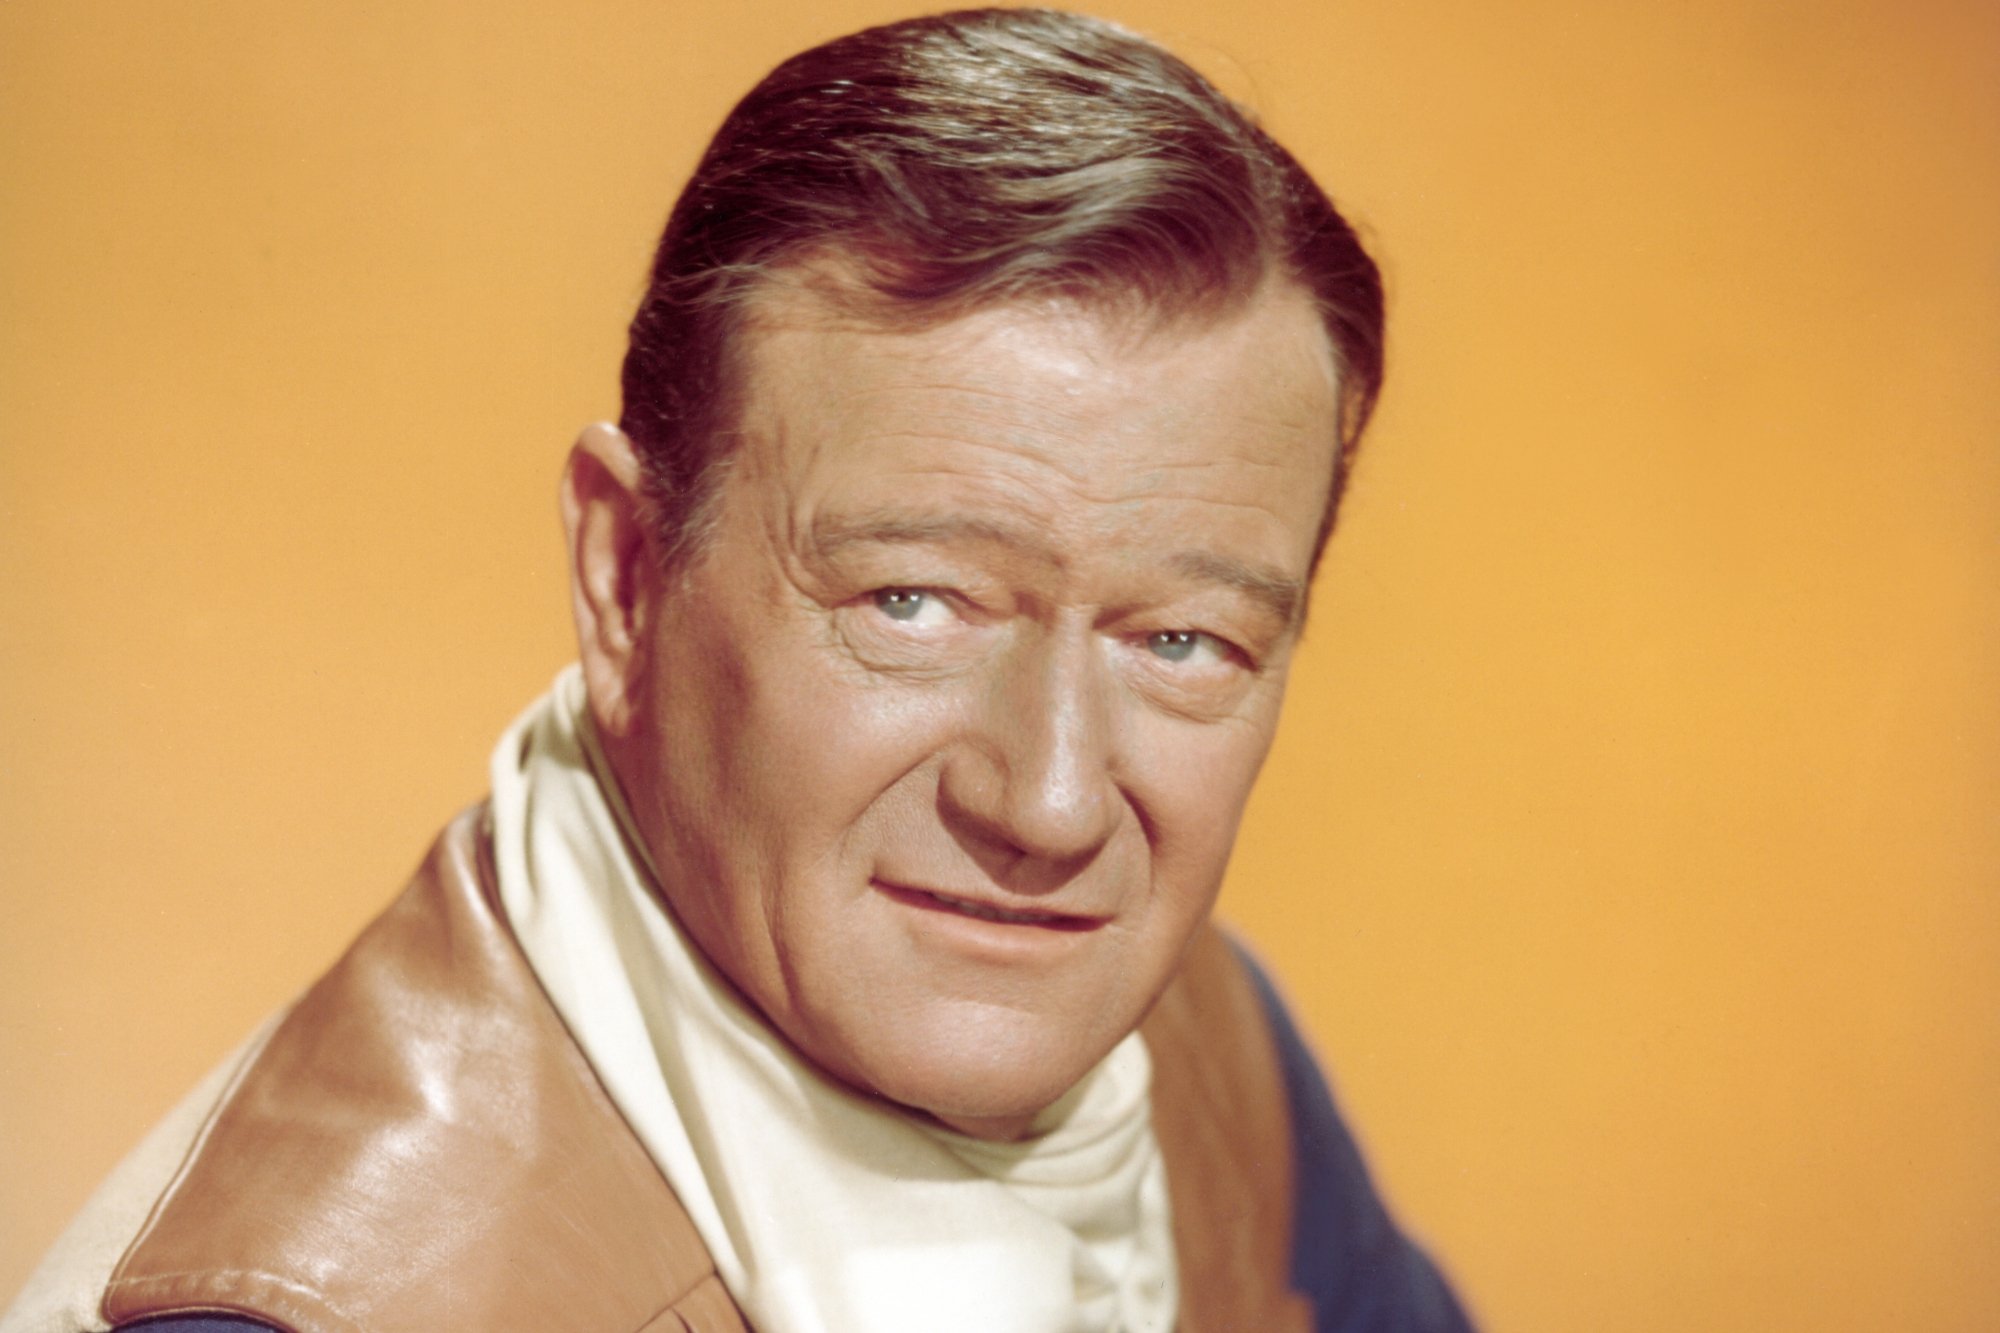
xmin=4 ymin=2 xmax=1996 ymax=1327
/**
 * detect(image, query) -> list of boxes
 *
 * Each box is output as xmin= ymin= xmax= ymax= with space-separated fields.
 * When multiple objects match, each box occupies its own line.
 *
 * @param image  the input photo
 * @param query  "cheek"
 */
xmin=687 ymin=615 xmax=968 ymax=861
xmin=1134 ymin=715 xmax=1279 ymax=881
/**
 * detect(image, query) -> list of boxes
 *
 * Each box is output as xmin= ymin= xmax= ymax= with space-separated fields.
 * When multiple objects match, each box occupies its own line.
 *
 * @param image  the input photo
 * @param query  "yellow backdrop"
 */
xmin=4 ymin=2 xmax=1996 ymax=1328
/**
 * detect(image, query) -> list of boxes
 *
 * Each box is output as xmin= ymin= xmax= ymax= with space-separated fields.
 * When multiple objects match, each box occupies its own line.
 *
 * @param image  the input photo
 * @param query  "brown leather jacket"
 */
xmin=76 ymin=807 xmax=1312 ymax=1332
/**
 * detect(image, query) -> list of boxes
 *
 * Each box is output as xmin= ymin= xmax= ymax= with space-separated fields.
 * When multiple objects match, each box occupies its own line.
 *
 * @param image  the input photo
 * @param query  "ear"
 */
xmin=560 ymin=422 xmax=654 ymax=740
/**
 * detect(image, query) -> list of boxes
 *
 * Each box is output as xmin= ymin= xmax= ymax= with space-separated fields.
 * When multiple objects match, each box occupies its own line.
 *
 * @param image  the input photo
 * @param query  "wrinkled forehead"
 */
xmin=729 ymin=268 xmax=1341 ymax=444
xmin=723 ymin=279 xmax=1344 ymax=577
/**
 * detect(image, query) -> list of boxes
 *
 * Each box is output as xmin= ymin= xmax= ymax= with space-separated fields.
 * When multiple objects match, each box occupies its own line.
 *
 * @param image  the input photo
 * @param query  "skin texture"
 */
xmin=562 ymin=281 xmax=1341 ymax=1140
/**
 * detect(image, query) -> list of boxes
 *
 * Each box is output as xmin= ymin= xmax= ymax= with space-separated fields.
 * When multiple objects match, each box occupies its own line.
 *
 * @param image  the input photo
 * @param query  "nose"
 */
xmin=938 ymin=623 xmax=1122 ymax=880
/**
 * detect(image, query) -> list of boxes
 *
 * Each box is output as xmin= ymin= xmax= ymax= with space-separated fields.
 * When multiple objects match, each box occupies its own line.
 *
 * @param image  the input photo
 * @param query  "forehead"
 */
xmin=727 ymin=284 xmax=1342 ymax=577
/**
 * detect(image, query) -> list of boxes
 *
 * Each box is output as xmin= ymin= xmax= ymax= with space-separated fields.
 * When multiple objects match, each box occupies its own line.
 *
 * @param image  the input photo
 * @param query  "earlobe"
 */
xmin=560 ymin=422 xmax=652 ymax=739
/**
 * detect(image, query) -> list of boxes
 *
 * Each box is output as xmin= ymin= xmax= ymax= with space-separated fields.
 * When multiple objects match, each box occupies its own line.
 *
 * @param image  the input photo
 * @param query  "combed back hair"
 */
xmin=619 ymin=7 xmax=1384 ymax=569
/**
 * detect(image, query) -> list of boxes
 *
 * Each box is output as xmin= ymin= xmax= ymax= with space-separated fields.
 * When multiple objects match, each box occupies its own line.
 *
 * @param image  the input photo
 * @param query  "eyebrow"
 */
xmin=1167 ymin=551 xmax=1305 ymax=629
xmin=810 ymin=509 xmax=1306 ymax=629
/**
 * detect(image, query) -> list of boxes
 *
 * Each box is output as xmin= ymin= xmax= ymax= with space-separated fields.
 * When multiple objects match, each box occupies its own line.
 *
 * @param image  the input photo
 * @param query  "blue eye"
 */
xmin=1148 ymin=630 xmax=1204 ymax=662
xmin=873 ymin=588 xmax=930 ymax=621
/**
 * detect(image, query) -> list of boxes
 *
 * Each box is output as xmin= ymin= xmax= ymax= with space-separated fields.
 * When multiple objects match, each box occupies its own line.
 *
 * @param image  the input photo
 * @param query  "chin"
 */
xmin=834 ymin=996 xmax=1131 ymax=1140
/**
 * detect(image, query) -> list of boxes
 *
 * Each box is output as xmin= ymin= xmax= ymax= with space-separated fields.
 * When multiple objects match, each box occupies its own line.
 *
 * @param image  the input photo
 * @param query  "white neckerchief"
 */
xmin=488 ymin=668 xmax=1177 ymax=1333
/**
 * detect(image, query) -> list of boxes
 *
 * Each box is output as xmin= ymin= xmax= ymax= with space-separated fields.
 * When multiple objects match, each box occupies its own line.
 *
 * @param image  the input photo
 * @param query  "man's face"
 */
xmin=599 ymin=281 xmax=1340 ymax=1138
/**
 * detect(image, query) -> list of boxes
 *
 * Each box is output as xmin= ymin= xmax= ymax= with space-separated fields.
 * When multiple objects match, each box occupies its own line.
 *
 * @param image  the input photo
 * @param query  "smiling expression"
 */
xmin=582 ymin=280 xmax=1342 ymax=1139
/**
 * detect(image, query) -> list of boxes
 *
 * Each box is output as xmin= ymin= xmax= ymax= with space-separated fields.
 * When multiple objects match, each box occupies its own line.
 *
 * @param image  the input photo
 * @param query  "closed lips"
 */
xmin=875 ymin=880 xmax=1103 ymax=931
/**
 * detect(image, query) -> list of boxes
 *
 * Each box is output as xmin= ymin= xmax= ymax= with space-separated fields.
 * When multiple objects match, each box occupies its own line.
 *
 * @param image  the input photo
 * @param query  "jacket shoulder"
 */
xmin=95 ymin=807 xmax=728 ymax=1333
xmin=1169 ymin=932 xmax=1480 ymax=1333
xmin=0 ymin=1021 xmax=280 ymax=1333
xmin=1142 ymin=924 xmax=1316 ymax=1332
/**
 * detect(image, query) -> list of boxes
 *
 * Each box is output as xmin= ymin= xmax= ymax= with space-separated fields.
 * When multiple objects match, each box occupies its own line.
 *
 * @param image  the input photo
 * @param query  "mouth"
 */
xmin=875 ymin=880 xmax=1103 ymax=932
